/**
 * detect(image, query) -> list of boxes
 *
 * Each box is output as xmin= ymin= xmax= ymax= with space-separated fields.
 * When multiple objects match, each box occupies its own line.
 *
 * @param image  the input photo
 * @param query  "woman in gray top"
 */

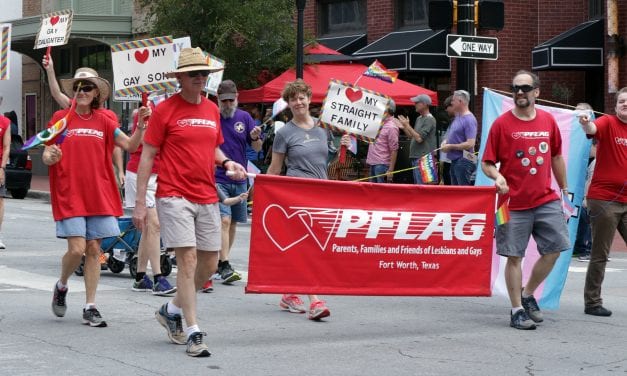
xmin=266 ymin=79 xmax=335 ymax=321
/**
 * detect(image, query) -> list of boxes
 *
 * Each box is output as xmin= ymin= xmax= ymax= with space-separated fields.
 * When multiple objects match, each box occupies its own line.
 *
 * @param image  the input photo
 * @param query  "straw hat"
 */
xmin=166 ymin=47 xmax=224 ymax=78
xmin=60 ymin=67 xmax=111 ymax=104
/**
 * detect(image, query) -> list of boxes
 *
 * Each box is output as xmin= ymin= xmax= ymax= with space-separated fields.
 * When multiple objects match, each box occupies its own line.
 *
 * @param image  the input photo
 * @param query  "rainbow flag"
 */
xmin=22 ymin=98 xmax=77 ymax=150
xmin=363 ymin=60 xmax=398 ymax=83
xmin=562 ymin=192 xmax=576 ymax=221
xmin=418 ymin=153 xmax=438 ymax=183
xmin=495 ymin=202 xmax=510 ymax=225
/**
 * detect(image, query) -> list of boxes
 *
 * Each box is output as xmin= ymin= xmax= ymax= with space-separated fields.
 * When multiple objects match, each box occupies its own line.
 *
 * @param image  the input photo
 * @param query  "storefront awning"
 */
xmin=532 ymin=19 xmax=603 ymax=70
xmin=316 ymin=34 xmax=367 ymax=55
xmin=352 ymin=29 xmax=450 ymax=72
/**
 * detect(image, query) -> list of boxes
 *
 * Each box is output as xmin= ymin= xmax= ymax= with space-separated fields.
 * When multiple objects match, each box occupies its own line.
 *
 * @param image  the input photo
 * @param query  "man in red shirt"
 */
xmin=133 ymin=47 xmax=246 ymax=357
xmin=578 ymin=87 xmax=627 ymax=317
xmin=482 ymin=70 xmax=570 ymax=330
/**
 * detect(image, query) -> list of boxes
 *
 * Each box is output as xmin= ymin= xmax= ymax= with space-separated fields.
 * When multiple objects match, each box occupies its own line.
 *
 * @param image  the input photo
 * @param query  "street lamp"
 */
xmin=296 ymin=0 xmax=306 ymax=79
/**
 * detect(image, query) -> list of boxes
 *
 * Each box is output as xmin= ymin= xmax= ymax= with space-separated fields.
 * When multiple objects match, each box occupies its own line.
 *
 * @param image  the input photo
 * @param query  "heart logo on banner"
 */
xmin=262 ymin=205 xmax=311 ymax=252
xmin=345 ymin=88 xmax=363 ymax=103
xmin=134 ymin=49 xmax=149 ymax=64
xmin=50 ymin=16 xmax=60 ymax=26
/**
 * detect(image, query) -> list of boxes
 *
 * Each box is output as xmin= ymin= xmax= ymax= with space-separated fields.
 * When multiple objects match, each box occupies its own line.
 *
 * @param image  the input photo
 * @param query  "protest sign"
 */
xmin=204 ymin=53 xmax=225 ymax=96
xmin=319 ymin=80 xmax=390 ymax=142
xmin=34 ymin=10 xmax=72 ymax=49
xmin=248 ymin=175 xmax=495 ymax=296
xmin=1 ymin=24 xmax=11 ymax=80
xmin=111 ymin=36 xmax=178 ymax=96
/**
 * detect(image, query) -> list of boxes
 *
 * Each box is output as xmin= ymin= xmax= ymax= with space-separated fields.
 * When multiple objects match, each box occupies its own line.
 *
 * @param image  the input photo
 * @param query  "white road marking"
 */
xmin=0 ymin=265 xmax=123 ymax=292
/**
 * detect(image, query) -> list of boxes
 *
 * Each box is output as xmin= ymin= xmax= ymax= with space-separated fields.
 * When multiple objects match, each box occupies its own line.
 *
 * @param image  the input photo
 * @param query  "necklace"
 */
xmin=76 ymin=110 xmax=93 ymax=121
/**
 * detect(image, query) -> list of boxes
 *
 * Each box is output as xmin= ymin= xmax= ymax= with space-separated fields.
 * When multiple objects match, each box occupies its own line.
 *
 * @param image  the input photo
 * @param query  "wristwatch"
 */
xmin=221 ymin=159 xmax=232 ymax=168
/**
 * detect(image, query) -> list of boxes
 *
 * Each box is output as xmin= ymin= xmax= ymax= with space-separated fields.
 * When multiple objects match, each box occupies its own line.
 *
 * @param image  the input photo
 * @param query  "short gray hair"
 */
xmin=453 ymin=90 xmax=470 ymax=104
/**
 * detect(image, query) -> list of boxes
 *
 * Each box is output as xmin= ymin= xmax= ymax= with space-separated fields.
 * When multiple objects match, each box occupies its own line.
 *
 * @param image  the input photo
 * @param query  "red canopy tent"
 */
xmin=238 ymin=63 xmax=438 ymax=106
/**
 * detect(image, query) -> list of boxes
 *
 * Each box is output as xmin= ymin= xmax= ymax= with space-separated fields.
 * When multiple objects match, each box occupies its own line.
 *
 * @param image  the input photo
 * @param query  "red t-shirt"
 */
xmin=588 ymin=115 xmax=627 ymax=203
xmin=482 ymin=109 xmax=562 ymax=210
xmin=125 ymin=109 xmax=160 ymax=174
xmin=0 ymin=116 xmax=9 ymax=161
xmin=143 ymin=94 xmax=223 ymax=204
xmin=48 ymin=109 xmax=122 ymax=220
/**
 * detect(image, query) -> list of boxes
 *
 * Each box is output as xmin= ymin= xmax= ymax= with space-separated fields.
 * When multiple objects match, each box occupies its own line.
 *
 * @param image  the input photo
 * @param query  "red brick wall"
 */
xmin=366 ymin=0 xmax=394 ymax=42
xmin=23 ymin=0 xmax=40 ymax=17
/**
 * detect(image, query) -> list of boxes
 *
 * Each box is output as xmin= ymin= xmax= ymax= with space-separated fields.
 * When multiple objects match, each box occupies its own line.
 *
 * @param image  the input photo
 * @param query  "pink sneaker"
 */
xmin=308 ymin=300 xmax=330 ymax=320
xmin=201 ymin=280 xmax=213 ymax=293
xmin=279 ymin=294 xmax=306 ymax=313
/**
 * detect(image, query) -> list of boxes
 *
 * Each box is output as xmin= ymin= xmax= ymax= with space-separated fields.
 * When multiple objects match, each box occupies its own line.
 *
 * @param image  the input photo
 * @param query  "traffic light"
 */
xmin=428 ymin=0 xmax=454 ymax=30
xmin=478 ymin=0 xmax=504 ymax=30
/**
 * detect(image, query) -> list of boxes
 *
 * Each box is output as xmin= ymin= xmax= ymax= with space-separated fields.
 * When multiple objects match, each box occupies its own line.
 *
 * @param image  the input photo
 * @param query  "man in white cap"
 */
xmin=133 ymin=47 xmax=246 ymax=357
xmin=399 ymin=94 xmax=437 ymax=184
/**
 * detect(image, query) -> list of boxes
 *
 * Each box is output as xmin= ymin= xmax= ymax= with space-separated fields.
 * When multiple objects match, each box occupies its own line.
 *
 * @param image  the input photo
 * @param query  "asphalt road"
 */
xmin=0 ymin=196 xmax=625 ymax=375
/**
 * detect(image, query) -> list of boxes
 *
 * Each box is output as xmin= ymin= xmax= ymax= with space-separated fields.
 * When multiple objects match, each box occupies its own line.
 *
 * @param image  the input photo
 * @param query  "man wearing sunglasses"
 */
xmin=481 ymin=70 xmax=570 ymax=330
xmin=133 ymin=47 xmax=246 ymax=357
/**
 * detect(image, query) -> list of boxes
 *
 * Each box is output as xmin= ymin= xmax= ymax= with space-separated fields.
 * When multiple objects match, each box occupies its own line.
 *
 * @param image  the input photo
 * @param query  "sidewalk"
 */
xmin=25 ymin=174 xmax=626 ymax=252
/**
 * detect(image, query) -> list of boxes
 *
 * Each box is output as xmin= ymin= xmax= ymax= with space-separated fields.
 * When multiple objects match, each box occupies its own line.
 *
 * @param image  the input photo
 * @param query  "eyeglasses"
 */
xmin=187 ymin=70 xmax=210 ymax=78
xmin=511 ymin=85 xmax=536 ymax=93
xmin=73 ymin=84 xmax=95 ymax=93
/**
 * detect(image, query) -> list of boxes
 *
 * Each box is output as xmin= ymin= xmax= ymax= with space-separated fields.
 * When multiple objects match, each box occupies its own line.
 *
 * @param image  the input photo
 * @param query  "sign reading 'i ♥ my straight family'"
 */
xmin=111 ymin=36 xmax=178 ymax=96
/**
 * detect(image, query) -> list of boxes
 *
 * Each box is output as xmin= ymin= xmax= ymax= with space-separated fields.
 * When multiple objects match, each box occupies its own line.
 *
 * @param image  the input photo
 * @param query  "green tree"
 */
xmin=139 ymin=0 xmax=297 ymax=88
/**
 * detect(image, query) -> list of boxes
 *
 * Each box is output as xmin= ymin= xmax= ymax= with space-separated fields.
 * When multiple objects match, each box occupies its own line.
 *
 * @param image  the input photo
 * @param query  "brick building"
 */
xmin=304 ymin=0 xmax=627 ymax=114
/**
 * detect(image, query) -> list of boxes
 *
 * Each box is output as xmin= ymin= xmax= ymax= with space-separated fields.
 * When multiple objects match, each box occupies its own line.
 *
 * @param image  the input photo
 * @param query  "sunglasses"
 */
xmin=220 ymin=99 xmax=235 ymax=103
xmin=187 ymin=70 xmax=210 ymax=78
xmin=511 ymin=84 xmax=536 ymax=93
xmin=73 ymin=84 xmax=96 ymax=93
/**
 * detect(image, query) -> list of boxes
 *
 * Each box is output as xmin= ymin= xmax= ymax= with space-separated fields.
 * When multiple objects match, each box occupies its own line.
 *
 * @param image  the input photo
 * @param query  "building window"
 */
xmin=589 ymin=0 xmax=603 ymax=18
xmin=319 ymin=0 xmax=366 ymax=36
xmin=79 ymin=45 xmax=111 ymax=71
xmin=59 ymin=48 xmax=72 ymax=75
xmin=396 ymin=0 xmax=428 ymax=29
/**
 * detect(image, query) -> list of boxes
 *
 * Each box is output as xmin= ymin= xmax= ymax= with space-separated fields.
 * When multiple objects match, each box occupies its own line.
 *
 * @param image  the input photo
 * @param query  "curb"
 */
xmin=26 ymin=190 xmax=50 ymax=200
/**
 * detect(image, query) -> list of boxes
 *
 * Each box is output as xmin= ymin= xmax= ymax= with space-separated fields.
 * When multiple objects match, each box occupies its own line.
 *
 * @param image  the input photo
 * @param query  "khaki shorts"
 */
xmin=496 ymin=200 xmax=570 ymax=257
xmin=125 ymin=171 xmax=157 ymax=208
xmin=156 ymin=196 xmax=221 ymax=251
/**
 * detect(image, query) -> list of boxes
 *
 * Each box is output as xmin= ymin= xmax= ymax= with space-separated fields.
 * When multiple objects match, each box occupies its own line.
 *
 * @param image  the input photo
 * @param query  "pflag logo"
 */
xmin=261 ymin=205 xmax=486 ymax=252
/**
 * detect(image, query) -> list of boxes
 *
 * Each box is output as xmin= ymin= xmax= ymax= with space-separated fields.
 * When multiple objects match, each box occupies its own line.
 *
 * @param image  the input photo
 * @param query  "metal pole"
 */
xmin=296 ymin=0 xmax=307 ymax=79
xmin=456 ymin=0 xmax=475 ymax=112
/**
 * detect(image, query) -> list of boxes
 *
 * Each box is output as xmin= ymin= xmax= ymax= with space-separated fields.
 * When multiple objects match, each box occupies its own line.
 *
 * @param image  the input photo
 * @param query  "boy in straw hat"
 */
xmin=132 ymin=47 xmax=246 ymax=357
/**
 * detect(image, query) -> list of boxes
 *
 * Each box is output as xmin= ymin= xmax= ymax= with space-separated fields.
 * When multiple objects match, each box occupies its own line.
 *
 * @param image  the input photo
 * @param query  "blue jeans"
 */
xmin=369 ymin=164 xmax=389 ymax=183
xmin=573 ymin=206 xmax=592 ymax=255
xmin=450 ymin=158 xmax=476 ymax=186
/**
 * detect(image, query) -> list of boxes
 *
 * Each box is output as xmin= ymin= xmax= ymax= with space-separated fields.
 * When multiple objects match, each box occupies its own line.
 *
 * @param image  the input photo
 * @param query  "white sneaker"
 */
xmin=0 ymin=239 xmax=5 ymax=249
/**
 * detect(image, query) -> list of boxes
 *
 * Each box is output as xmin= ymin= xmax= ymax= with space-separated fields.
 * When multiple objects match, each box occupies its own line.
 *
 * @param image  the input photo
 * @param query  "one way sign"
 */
xmin=446 ymin=34 xmax=498 ymax=60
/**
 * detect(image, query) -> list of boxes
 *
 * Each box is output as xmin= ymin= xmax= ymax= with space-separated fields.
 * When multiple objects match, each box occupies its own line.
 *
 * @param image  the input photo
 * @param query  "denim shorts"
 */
xmin=495 ymin=200 xmax=570 ymax=257
xmin=56 ymin=216 xmax=120 ymax=240
xmin=217 ymin=182 xmax=248 ymax=223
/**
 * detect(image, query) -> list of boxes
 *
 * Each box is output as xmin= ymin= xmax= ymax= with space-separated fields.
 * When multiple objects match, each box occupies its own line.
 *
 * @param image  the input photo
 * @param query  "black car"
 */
xmin=5 ymin=134 xmax=32 ymax=199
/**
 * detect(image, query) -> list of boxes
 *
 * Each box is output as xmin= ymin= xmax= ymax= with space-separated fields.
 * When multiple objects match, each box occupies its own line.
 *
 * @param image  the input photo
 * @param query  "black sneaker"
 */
xmin=51 ymin=282 xmax=68 ymax=317
xmin=186 ymin=331 xmax=211 ymax=357
xmin=521 ymin=293 xmax=544 ymax=323
xmin=510 ymin=309 xmax=536 ymax=330
xmin=82 ymin=307 xmax=107 ymax=327
xmin=584 ymin=305 xmax=612 ymax=317
xmin=219 ymin=261 xmax=241 ymax=284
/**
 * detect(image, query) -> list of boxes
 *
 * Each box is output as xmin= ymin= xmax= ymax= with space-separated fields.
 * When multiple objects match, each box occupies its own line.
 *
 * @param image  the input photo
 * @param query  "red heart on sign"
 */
xmin=345 ymin=88 xmax=363 ymax=103
xmin=134 ymin=49 xmax=149 ymax=64
xmin=262 ymin=205 xmax=311 ymax=252
xmin=50 ymin=16 xmax=60 ymax=26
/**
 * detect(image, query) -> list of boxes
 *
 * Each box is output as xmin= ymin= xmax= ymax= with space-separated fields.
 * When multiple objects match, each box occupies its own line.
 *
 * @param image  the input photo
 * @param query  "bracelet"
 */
xmin=221 ymin=159 xmax=232 ymax=169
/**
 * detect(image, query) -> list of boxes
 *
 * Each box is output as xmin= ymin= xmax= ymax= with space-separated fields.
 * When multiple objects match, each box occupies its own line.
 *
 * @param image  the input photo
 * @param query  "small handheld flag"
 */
xmin=561 ymin=191 xmax=576 ymax=221
xmin=22 ymin=96 xmax=77 ymax=150
xmin=495 ymin=202 xmax=510 ymax=226
xmin=417 ymin=153 xmax=438 ymax=183
xmin=363 ymin=60 xmax=398 ymax=83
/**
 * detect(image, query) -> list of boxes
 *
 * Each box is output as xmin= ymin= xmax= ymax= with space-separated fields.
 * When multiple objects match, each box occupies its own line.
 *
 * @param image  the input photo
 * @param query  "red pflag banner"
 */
xmin=247 ymin=175 xmax=496 ymax=296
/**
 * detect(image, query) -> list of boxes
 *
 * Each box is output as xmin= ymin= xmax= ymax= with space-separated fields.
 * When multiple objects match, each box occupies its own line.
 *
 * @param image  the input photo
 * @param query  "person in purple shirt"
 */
xmin=366 ymin=99 xmax=400 ymax=182
xmin=441 ymin=89 xmax=478 ymax=185
xmin=203 ymin=80 xmax=262 ymax=292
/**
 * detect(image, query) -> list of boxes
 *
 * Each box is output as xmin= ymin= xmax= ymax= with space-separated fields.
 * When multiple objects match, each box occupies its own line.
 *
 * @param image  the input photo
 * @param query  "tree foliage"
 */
xmin=139 ymin=0 xmax=297 ymax=88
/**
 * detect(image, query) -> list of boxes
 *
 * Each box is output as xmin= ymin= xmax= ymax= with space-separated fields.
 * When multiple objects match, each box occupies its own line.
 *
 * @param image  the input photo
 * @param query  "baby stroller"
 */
xmin=74 ymin=217 xmax=173 ymax=278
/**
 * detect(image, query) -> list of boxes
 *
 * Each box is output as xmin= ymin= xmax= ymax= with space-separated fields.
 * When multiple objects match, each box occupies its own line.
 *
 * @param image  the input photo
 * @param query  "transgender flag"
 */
xmin=476 ymin=89 xmax=590 ymax=310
